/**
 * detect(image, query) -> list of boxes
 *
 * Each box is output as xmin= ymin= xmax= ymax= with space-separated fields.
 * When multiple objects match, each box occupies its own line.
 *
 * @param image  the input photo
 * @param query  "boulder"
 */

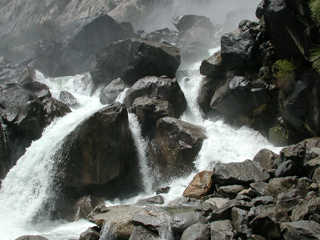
xmin=65 ymin=195 xmax=105 ymax=222
xmin=18 ymin=67 xmax=36 ymax=84
xmin=280 ymin=220 xmax=320 ymax=240
xmin=59 ymin=91 xmax=80 ymax=108
xmin=124 ymin=76 xmax=187 ymax=118
xmin=34 ymin=14 xmax=136 ymax=77
xmin=140 ymin=28 xmax=179 ymax=44
xmin=79 ymin=227 xmax=101 ymax=240
xmin=250 ymin=196 xmax=274 ymax=207
xmin=210 ymin=220 xmax=234 ymax=240
xmin=21 ymin=81 xmax=51 ymax=101
xmin=149 ymin=117 xmax=206 ymax=180
xmin=211 ymin=160 xmax=270 ymax=186
xmin=260 ymin=0 xmax=315 ymax=60
xmin=170 ymin=211 xmax=198 ymax=234
xmin=100 ymin=78 xmax=126 ymax=105
xmin=182 ymin=171 xmax=213 ymax=199
xmin=216 ymin=185 xmax=246 ymax=199
xmin=136 ymin=195 xmax=164 ymax=205
xmin=132 ymin=97 xmax=175 ymax=136
xmin=274 ymin=160 xmax=305 ymax=178
xmin=232 ymin=207 xmax=251 ymax=238
xmin=129 ymin=226 xmax=159 ymax=240
xmin=253 ymin=148 xmax=279 ymax=172
xmin=291 ymin=194 xmax=320 ymax=222
xmin=15 ymin=236 xmax=48 ymax=240
xmin=210 ymin=199 xmax=243 ymax=221
xmin=54 ymin=103 xmax=140 ymax=214
xmin=199 ymin=50 xmax=223 ymax=77
xmin=172 ymin=15 xmax=215 ymax=32
xmin=90 ymin=38 xmax=180 ymax=86
xmin=180 ymin=222 xmax=210 ymax=240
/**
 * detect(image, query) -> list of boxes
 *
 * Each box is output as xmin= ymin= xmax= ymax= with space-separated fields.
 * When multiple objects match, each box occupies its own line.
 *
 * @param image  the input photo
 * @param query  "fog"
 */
xmin=133 ymin=0 xmax=260 ymax=32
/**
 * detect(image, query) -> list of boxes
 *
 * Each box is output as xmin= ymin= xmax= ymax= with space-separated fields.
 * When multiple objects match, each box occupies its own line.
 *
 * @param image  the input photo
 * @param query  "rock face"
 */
xmin=90 ymin=38 xmax=181 ymax=86
xmin=149 ymin=117 xmax=206 ymax=181
xmin=53 ymin=103 xmax=140 ymax=215
xmin=183 ymin=171 xmax=213 ymax=198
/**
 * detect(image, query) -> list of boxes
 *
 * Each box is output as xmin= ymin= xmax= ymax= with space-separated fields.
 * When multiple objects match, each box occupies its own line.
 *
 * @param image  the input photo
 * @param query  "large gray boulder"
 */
xmin=90 ymin=38 xmax=180 ymax=86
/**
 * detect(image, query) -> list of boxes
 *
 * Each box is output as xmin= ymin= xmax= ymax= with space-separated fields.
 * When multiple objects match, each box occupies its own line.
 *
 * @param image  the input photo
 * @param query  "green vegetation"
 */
xmin=272 ymin=59 xmax=297 ymax=95
xmin=309 ymin=0 xmax=320 ymax=73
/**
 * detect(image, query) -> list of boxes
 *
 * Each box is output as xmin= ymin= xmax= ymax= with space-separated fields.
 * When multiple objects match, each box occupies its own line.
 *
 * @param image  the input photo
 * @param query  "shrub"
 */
xmin=309 ymin=0 xmax=320 ymax=73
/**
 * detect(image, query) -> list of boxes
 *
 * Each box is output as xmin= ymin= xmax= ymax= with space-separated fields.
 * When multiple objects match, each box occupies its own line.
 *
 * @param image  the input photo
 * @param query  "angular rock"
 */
xmin=212 ymin=160 xmax=270 ymax=186
xmin=15 ymin=236 xmax=48 ymax=240
xmin=172 ymin=15 xmax=214 ymax=32
xmin=253 ymin=148 xmax=279 ymax=172
xmin=90 ymin=38 xmax=180 ymax=86
xmin=124 ymin=76 xmax=187 ymax=118
xmin=264 ymin=176 xmax=299 ymax=199
xmin=281 ymin=220 xmax=320 ymax=240
xmin=150 ymin=117 xmax=206 ymax=180
xmin=170 ymin=211 xmax=197 ymax=234
xmin=216 ymin=185 xmax=246 ymax=199
xmin=210 ymin=220 xmax=234 ymax=240
xmin=249 ymin=182 xmax=269 ymax=197
xmin=100 ymin=78 xmax=126 ymax=105
xmin=182 ymin=171 xmax=213 ymax=199
xmin=18 ymin=67 xmax=36 ymax=84
xmin=304 ymin=156 xmax=320 ymax=176
xmin=54 ymin=103 xmax=140 ymax=216
xmin=275 ymin=160 xmax=305 ymax=178
xmin=129 ymin=226 xmax=159 ymax=240
xmin=136 ymin=195 xmax=164 ymax=205
xmin=291 ymin=194 xmax=320 ymax=221
xmin=200 ymin=50 xmax=223 ymax=77
xmin=65 ymin=195 xmax=105 ymax=222
xmin=250 ymin=196 xmax=274 ymax=207
xmin=210 ymin=199 xmax=243 ymax=221
xmin=79 ymin=227 xmax=101 ymax=240
xmin=180 ymin=222 xmax=210 ymax=240
xmin=59 ymin=91 xmax=80 ymax=108
xmin=21 ymin=81 xmax=51 ymax=101
xmin=132 ymin=97 xmax=175 ymax=136
xmin=232 ymin=207 xmax=251 ymax=238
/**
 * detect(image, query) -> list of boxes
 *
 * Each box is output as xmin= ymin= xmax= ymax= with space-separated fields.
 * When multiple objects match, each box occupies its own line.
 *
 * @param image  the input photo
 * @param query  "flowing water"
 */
xmin=0 ymin=50 xmax=281 ymax=239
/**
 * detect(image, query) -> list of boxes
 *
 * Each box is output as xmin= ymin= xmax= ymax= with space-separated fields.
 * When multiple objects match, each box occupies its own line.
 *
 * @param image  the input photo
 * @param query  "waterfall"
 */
xmin=0 ymin=72 xmax=101 ymax=240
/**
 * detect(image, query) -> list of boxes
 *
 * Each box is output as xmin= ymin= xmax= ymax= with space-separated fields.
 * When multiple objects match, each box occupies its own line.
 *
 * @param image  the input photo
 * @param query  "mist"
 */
xmin=133 ymin=0 xmax=260 ymax=32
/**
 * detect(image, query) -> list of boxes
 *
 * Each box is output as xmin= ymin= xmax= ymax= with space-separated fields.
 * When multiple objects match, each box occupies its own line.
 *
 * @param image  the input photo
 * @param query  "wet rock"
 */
xmin=216 ymin=185 xmax=246 ymax=199
xmin=124 ymin=76 xmax=187 ymax=118
xmin=54 ymin=103 xmax=140 ymax=214
xmin=18 ymin=67 xmax=36 ymax=84
xmin=79 ymin=227 xmax=101 ymax=240
xmin=21 ymin=81 xmax=51 ymax=101
xmin=210 ymin=220 xmax=234 ymax=239
xmin=183 ymin=171 xmax=213 ymax=199
xmin=149 ymin=117 xmax=206 ymax=180
xmin=180 ymin=222 xmax=210 ymax=240
xmin=129 ymin=226 xmax=159 ymax=240
xmin=140 ymin=28 xmax=179 ymax=44
xmin=156 ymin=186 xmax=170 ymax=195
xmin=280 ymin=220 xmax=320 ymax=240
xmin=65 ymin=195 xmax=105 ymax=222
xmin=172 ymin=15 xmax=214 ymax=32
xmin=200 ymin=50 xmax=223 ymax=77
xmin=211 ymin=160 xmax=270 ymax=186
xmin=100 ymin=78 xmax=125 ymax=105
xmin=59 ymin=91 xmax=80 ymax=108
xmin=132 ymin=97 xmax=175 ymax=136
xmin=90 ymin=38 xmax=180 ymax=86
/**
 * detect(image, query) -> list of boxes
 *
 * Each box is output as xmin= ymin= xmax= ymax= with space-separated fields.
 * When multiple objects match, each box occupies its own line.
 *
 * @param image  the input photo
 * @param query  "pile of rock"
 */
xmin=77 ymin=137 xmax=320 ymax=240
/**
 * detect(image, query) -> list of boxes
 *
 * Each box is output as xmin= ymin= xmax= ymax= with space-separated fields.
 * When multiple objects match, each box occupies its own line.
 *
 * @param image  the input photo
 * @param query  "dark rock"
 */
xmin=275 ymin=160 xmax=305 ymax=178
xmin=216 ymin=185 xmax=246 ymax=199
xmin=249 ymin=205 xmax=290 ymax=239
xmin=291 ymin=194 xmax=320 ymax=222
xmin=100 ymin=78 xmax=125 ymax=105
xmin=180 ymin=222 xmax=210 ymax=240
xmin=210 ymin=199 xmax=243 ymax=221
xmin=140 ymin=28 xmax=179 ymax=44
xmin=212 ymin=160 xmax=270 ymax=186
xmin=65 ymin=195 xmax=105 ymax=222
xmin=262 ymin=0 xmax=315 ymax=60
xmin=124 ymin=76 xmax=187 ymax=118
xmin=136 ymin=195 xmax=164 ymax=205
xmin=220 ymin=20 xmax=262 ymax=71
xmin=0 ymin=57 xmax=28 ymax=84
xmin=156 ymin=186 xmax=170 ymax=195
xmin=21 ymin=81 xmax=51 ymax=101
xmin=15 ymin=236 xmax=48 ymax=240
xmin=313 ymin=167 xmax=320 ymax=183
xmin=132 ymin=97 xmax=174 ymax=136
xmin=264 ymin=176 xmax=299 ymax=199
xmin=253 ymin=148 xmax=279 ymax=172
xmin=54 ymin=103 xmax=140 ymax=216
xmin=210 ymin=220 xmax=234 ymax=239
xmin=250 ymin=196 xmax=274 ymax=207
xmin=90 ymin=38 xmax=180 ymax=86
xmin=149 ymin=117 xmax=206 ymax=181
xmin=200 ymin=50 xmax=223 ymax=77
xmin=281 ymin=220 xmax=320 ymax=240
xmin=129 ymin=226 xmax=159 ymax=240
xmin=18 ymin=67 xmax=36 ymax=84
xmin=59 ymin=91 xmax=80 ymax=108
xmin=34 ymin=14 xmax=136 ymax=77
xmin=182 ymin=171 xmax=213 ymax=199
xmin=232 ymin=207 xmax=251 ymax=238
xmin=79 ymin=227 xmax=101 ymax=240
xmin=172 ymin=15 xmax=215 ymax=32
xmin=42 ymin=97 xmax=71 ymax=126
xmin=170 ymin=211 xmax=197 ymax=234
xmin=304 ymin=156 xmax=320 ymax=177
xmin=249 ymin=182 xmax=268 ymax=197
